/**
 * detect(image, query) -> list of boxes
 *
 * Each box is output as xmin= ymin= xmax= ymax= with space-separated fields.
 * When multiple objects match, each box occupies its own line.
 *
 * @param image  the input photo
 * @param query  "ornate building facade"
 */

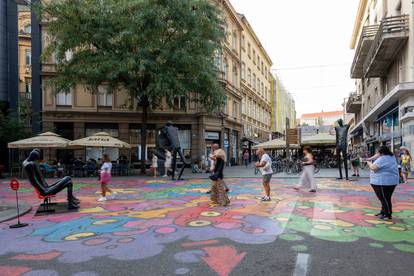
xmin=348 ymin=0 xmax=414 ymax=154
xmin=238 ymin=14 xmax=273 ymax=155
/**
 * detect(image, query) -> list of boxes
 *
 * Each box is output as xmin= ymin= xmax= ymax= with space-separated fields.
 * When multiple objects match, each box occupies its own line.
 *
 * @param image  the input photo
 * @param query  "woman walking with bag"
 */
xmin=209 ymin=149 xmax=230 ymax=206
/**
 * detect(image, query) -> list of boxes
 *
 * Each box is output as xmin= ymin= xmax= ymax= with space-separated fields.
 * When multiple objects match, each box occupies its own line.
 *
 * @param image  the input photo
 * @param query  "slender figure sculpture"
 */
xmin=335 ymin=119 xmax=350 ymax=180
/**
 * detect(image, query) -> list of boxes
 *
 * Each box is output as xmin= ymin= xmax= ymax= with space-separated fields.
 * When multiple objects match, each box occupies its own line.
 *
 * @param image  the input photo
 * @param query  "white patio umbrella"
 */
xmin=252 ymin=139 xmax=300 ymax=150
xmin=301 ymin=133 xmax=336 ymax=146
xmin=68 ymin=132 xmax=131 ymax=149
xmin=68 ymin=132 xmax=132 ymax=175
xmin=8 ymin=132 xmax=70 ymax=149
xmin=7 ymin=132 xmax=71 ymax=176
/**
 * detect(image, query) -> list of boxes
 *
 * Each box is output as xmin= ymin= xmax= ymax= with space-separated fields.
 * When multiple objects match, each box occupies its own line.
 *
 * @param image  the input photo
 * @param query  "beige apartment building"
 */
xmin=272 ymin=75 xmax=296 ymax=137
xmin=348 ymin=0 xmax=414 ymax=155
xmin=39 ymin=0 xmax=249 ymax=165
xmin=18 ymin=8 xmax=32 ymax=125
xmin=238 ymin=14 xmax=273 ymax=154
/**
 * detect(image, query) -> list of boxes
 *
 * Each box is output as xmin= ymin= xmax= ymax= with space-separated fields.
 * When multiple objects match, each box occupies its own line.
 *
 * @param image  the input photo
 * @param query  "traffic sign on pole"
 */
xmin=9 ymin=178 xmax=29 ymax=229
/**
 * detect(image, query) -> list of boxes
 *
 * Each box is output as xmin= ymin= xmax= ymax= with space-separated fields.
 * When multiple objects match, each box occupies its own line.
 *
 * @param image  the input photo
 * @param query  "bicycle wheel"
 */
xmin=277 ymin=162 xmax=282 ymax=173
xmin=272 ymin=161 xmax=277 ymax=172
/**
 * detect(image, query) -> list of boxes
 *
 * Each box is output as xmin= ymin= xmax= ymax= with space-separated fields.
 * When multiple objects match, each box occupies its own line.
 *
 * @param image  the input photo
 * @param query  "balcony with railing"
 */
xmin=350 ymin=25 xmax=378 ymax=78
xmin=346 ymin=92 xmax=362 ymax=114
xmin=363 ymin=15 xmax=409 ymax=78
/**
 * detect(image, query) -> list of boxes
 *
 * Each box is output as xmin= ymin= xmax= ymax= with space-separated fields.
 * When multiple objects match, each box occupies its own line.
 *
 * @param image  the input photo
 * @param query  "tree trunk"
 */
xmin=140 ymin=100 xmax=149 ymax=175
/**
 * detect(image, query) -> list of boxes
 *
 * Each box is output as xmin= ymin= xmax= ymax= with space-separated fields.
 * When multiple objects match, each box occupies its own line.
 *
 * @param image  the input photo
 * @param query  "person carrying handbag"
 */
xmin=209 ymin=149 xmax=230 ymax=206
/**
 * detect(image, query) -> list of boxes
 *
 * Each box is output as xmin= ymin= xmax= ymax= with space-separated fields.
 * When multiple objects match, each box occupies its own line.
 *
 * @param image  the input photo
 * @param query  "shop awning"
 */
xmin=242 ymin=137 xmax=261 ymax=145
xmin=350 ymin=82 xmax=414 ymax=134
xmin=301 ymin=133 xmax=336 ymax=146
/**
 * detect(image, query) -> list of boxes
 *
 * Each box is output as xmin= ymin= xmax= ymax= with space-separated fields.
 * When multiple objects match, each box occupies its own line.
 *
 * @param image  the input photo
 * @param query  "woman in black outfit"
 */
xmin=209 ymin=149 xmax=230 ymax=206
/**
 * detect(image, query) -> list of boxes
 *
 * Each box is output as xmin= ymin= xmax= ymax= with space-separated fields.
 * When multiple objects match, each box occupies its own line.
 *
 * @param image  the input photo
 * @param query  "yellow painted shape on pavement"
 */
xmin=65 ymin=232 xmax=95 ymax=241
xmin=92 ymin=219 xmax=118 ymax=225
xmin=365 ymin=220 xmax=394 ymax=225
xmin=80 ymin=206 xmax=106 ymax=213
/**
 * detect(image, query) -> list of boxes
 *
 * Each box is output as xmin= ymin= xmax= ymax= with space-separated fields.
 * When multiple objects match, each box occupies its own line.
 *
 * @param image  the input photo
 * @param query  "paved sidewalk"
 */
xmin=0 ymin=203 xmax=32 ymax=223
xmin=0 ymin=167 xmax=369 ymax=184
xmin=183 ymin=166 xmax=370 ymax=179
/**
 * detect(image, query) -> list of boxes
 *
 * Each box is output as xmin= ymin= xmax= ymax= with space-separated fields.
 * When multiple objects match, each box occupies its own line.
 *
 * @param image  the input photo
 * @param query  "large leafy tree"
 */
xmin=37 ymin=0 xmax=226 ymax=173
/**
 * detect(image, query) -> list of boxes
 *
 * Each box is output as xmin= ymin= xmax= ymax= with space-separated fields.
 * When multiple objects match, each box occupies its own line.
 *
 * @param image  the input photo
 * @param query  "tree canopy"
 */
xmin=37 ymin=0 xmax=226 ymax=110
xmin=37 ymin=0 xmax=227 ymax=174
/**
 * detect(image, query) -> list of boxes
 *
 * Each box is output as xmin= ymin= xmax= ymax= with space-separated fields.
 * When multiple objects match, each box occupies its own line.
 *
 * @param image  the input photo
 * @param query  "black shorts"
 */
xmin=263 ymin=174 xmax=272 ymax=183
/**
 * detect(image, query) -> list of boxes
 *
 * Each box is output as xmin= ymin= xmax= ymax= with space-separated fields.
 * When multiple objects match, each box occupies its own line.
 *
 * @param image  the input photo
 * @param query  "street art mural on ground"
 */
xmin=0 ymin=177 xmax=413 ymax=275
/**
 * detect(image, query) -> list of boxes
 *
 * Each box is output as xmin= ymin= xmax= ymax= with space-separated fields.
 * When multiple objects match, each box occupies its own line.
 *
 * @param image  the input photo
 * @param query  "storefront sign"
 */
xmin=287 ymin=128 xmax=300 ymax=145
xmin=205 ymin=131 xmax=220 ymax=140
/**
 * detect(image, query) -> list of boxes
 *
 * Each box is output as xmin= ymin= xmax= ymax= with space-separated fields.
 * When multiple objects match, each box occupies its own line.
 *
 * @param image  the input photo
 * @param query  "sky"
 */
xmin=230 ymin=0 xmax=360 ymax=118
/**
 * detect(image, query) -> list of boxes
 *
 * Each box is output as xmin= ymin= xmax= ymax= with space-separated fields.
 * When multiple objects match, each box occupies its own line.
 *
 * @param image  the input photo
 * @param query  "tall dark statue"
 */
xmin=335 ymin=119 xmax=350 ymax=180
xmin=23 ymin=149 xmax=79 ymax=209
xmin=155 ymin=122 xmax=189 ymax=180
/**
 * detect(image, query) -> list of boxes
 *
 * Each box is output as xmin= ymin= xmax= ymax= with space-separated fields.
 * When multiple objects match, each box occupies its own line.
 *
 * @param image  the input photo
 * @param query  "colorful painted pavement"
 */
xmin=0 ymin=177 xmax=413 ymax=275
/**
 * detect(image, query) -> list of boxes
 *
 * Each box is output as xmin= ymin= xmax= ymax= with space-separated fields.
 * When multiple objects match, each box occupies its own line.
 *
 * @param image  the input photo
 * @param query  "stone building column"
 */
xmin=73 ymin=122 xmax=85 ymax=158
xmin=118 ymin=123 xmax=129 ymax=158
xmin=42 ymin=121 xmax=54 ymax=160
xmin=196 ymin=115 xmax=206 ymax=164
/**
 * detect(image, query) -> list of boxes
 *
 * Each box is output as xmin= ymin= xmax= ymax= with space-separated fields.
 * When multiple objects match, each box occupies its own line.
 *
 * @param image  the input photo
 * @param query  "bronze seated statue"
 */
xmin=23 ymin=149 xmax=80 ymax=209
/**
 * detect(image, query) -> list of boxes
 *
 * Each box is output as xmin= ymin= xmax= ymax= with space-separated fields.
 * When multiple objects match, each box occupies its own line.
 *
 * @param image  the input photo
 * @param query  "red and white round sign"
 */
xmin=10 ymin=178 xmax=20 ymax=191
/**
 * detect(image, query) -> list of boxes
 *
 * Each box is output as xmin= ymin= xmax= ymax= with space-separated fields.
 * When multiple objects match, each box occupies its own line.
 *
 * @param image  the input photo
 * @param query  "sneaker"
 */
xmin=109 ymin=192 xmax=118 ymax=199
xmin=162 ymin=175 xmax=168 ymax=178
xmin=374 ymin=212 xmax=383 ymax=217
xmin=261 ymin=196 xmax=271 ymax=202
xmin=68 ymin=203 xmax=79 ymax=209
xmin=206 ymin=190 xmax=212 ymax=194
xmin=352 ymin=174 xmax=356 ymax=176
xmin=97 ymin=196 xmax=107 ymax=202
xmin=379 ymin=214 xmax=392 ymax=220
xmin=309 ymin=189 xmax=317 ymax=193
